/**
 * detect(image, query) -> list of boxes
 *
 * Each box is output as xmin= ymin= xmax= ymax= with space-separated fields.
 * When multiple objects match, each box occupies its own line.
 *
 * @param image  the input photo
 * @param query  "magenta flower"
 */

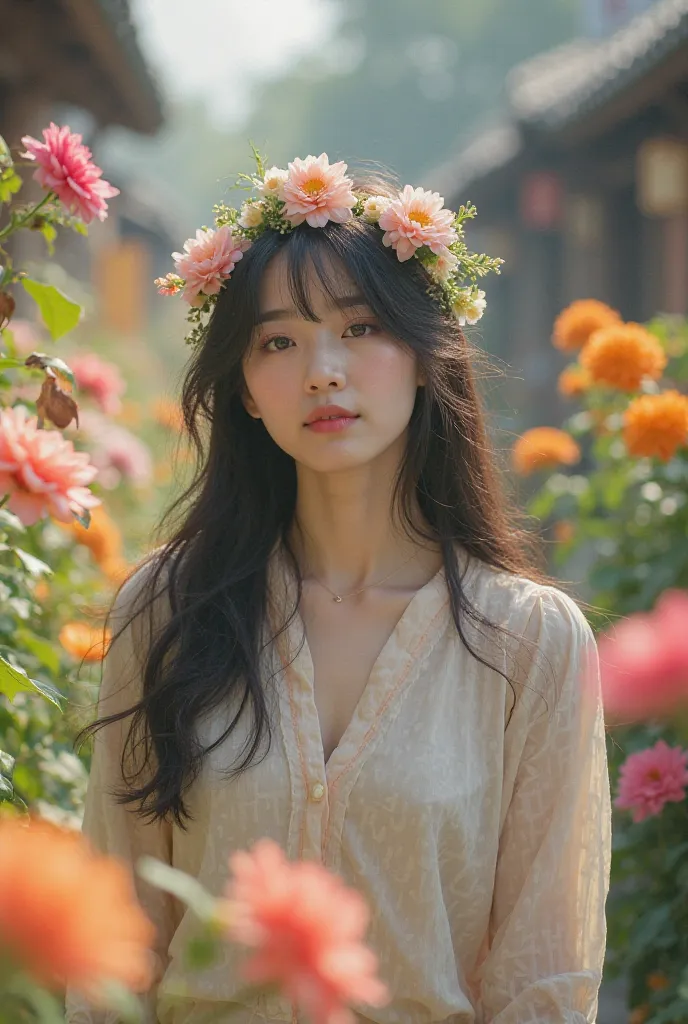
xmin=282 ymin=153 xmax=357 ymax=229
xmin=378 ymin=185 xmax=457 ymax=262
xmin=21 ymin=124 xmax=119 ymax=224
xmin=70 ymin=353 xmax=126 ymax=416
xmin=598 ymin=590 xmax=688 ymax=721
xmin=0 ymin=406 xmax=99 ymax=525
xmin=173 ymin=226 xmax=250 ymax=305
xmin=615 ymin=740 xmax=688 ymax=822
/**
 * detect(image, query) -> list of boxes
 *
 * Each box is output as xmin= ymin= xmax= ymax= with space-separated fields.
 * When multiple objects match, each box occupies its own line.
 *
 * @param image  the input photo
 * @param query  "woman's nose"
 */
xmin=304 ymin=339 xmax=347 ymax=393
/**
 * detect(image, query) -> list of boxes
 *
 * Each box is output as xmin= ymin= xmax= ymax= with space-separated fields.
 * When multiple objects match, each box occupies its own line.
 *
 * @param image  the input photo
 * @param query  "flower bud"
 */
xmin=36 ymin=373 xmax=79 ymax=429
xmin=0 ymin=291 xmax=16 ymax=330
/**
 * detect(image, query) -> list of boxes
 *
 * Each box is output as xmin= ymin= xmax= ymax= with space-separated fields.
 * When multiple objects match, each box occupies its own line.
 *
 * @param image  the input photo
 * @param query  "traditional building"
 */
xmin=432 ymin=0 xmax=688 ymax=427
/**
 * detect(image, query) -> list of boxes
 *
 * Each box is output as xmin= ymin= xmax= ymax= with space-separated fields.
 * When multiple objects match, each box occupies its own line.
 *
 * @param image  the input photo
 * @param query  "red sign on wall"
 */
xmin=519 ymin=171 xmax=564 ymax=230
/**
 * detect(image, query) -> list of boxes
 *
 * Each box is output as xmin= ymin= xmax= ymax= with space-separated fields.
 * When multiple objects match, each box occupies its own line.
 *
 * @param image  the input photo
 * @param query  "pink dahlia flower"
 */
xmin=282 ymin=153 xmax=357 ymax=229
xmin=378 ymin=185 xmax=457 ymax=263
xmin=173 ymin=226 xmax=250 ymax=305
xmin=70 ymin=353 xmax=126 ymax=416
xmin=0 ymin=406 xmax=99 ymax=525
xmin=615 ymin=740 xmax=688 ymax=822
xmin=223 ymin=839 xmax=389 ymax=1024
xmin=598 ymin=590 xmax=688 ymax=721
xmin=21 ymin=124 xmax=119 ymax=224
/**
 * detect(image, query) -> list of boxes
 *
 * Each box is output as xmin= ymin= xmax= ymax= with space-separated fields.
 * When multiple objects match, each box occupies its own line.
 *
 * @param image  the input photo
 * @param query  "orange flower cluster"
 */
xmin=65 ymin=504 xmax=129 ymax=584
xmin=552 ymin=299 xmax=621 ymax=352
xmin=580 ymin=323 xmax=667 ymax=392
xmin=557 ymin=364 xmax=591 ymax=399
xmin=59 ymin=622 xmax=112 ymax=662
xmin=0 ymin=816 xmax=154 ymax=999
xmin=623 ymin=390 xmax=688 ymax=461
xmin=512 ymin=427 xmax=581 ymax=476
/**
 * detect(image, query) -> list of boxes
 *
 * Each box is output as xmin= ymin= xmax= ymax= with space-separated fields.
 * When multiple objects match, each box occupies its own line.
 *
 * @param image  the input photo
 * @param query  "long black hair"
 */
xmin=81 ymin=175 xmax=551 ymax=826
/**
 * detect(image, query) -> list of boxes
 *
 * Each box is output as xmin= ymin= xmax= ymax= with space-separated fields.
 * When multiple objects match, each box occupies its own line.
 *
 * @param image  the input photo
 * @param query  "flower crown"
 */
xmin=155 ymin=149 xmax=503 ymax=348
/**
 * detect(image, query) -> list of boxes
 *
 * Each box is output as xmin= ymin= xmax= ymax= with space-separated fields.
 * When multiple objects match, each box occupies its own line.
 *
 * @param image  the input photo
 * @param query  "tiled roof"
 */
xmin=509 ymin=0 xmax=688 ymax=129
xmin=428 ymin=0 xmax=688 ymax=198
xmin=428 ymin=121 xmax=522 ymax=199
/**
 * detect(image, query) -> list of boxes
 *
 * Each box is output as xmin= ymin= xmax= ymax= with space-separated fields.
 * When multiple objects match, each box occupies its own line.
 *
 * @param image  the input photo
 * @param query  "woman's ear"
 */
xmin=242 ymin=388 xmax=261 ymax=419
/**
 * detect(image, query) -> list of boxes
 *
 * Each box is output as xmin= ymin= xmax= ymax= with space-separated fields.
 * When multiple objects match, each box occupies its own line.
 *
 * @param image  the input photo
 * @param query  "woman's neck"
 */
xmin=289 ymin=441 xmax=441 ymax=593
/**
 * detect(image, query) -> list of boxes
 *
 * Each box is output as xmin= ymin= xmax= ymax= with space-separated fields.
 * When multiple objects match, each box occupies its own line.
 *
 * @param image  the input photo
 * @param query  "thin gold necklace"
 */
xmin=312 ymin=552 xmax=418 ymax=603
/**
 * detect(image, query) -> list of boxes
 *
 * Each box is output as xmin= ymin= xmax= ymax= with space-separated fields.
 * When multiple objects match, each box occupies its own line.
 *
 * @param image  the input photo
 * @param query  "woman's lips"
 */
xmin=305 ymin=414 xmax=359 ymax=434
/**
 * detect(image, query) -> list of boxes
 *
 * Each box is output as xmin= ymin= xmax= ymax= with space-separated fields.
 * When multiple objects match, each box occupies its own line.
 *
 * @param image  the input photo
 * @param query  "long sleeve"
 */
xmin=476 ymin=588 xmax=611 ymax=1023
xmin=65 ymin=575 xmax=175 ymax=1024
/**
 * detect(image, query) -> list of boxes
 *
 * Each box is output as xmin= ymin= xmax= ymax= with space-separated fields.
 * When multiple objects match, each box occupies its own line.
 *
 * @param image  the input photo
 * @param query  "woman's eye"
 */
xmin=263 ymin=336 xmax=294 ymax=352
xmin=344 ymin=322 xmax=378 ymax=338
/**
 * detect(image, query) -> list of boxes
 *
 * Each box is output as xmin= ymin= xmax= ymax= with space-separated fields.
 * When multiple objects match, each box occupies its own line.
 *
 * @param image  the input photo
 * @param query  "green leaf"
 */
xmin=14 ymin=629 xmax=60 ymax=675
xmin=0 ymin=654 xmax=63 ymax=708
xmin=73 ymin=507 xmax=91 ymax=529
xmin=21 ymin=279 xmax=81 ymax=341
xmin=96 ymin=981 xmax=146 ymax=1024
xmin=24 ymin=351 xmax=77 ymax=389
xmin=0 ymin=354 xmax=27 ymax=371
xmin=0 ymin=168 xmax=22 ymax=203
xmin=137 ymin=857 xmax=218 ymax=922
xmin=184 ymin=931 xmax=221 ymax=970
xmin=0 ymin=508 xmax=25 ymax=532
xmin=0 ymin=749 xmax=14 ymax=804
xmin=13 ymin=548 xmax=52 ymax=577
xmin=0 ymin=135 xmax=12 ymax=170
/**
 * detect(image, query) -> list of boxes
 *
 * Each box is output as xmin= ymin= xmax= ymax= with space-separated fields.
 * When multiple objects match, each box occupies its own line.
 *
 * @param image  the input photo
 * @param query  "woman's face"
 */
xmin=242 ymin=252 xmax=423 ymax=475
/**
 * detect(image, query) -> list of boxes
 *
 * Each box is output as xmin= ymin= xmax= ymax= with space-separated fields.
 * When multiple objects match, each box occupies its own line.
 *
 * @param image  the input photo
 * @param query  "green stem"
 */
xmin=0 ymin=192 xmax=54 ymax=242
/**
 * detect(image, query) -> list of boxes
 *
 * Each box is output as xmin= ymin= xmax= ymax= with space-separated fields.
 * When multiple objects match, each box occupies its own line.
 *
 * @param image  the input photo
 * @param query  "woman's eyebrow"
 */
xmin=256 ymin=294 xmax=370 ymax=324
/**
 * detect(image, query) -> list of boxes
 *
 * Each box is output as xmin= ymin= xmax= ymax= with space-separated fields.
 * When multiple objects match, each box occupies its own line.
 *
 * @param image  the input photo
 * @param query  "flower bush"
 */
xmin=515 ymin=301 xmax=688 ymax=1022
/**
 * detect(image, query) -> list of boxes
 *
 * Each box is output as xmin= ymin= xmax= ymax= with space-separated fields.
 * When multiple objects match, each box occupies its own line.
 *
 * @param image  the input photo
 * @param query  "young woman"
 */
xmin=67 ymin=155 xmax=611 ymax=1024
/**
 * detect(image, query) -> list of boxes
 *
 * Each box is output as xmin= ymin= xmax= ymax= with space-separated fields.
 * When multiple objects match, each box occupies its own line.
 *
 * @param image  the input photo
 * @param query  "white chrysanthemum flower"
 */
xmin=427 ymin=249 xmax=459 ymax=284
xmin=362 ymin=195 xmax=392 ymax=223
xmin=259 ymin=166 xmax=289 ymax=198
xmin=452 ymin=287 xmax=487 ymax=326
xmin=238 ymin=202 xmax=264 ymax=229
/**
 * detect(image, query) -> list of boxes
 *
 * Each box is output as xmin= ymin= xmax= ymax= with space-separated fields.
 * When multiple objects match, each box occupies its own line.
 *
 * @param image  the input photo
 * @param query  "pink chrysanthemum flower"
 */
xmin=223 ymin=839 xmax=389 ymax=1024
xmin=282 ymin=154 xmax=357 ymax=229
xmin=79 ymin=411 xmax=153 ymax=490
xmin=21 ymin=123 xmax=119 ymax=224
xmin=173 ymin=226 xmax=250 ymax=305
xmin=378 ymin=185 xmax=457 ymax=263
xmin=599 ymin=590 xmax=688 ymax=721
xmin=615 ymin=740 xmax=688 ymax=822
xmin=0 ymin=406 xmax=100 ymax=525
xmin=70 ymin=353 xmax=126 ymax=416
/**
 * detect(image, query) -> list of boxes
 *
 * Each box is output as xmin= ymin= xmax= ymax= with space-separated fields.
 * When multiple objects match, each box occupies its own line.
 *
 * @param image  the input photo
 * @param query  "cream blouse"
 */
xmin=66 ymin=551 xmax=611 ymax=1024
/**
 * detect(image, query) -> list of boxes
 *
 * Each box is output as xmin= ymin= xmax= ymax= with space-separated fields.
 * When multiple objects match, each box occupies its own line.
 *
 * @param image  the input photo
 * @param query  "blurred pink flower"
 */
xmin=21 ymin=123 xmax=119 ymax=224
xmin=0 ymin=406 xmax=99 ymax=525
xmin=615 ymin=740 xmax=688 ymax=822
xmin=79 ymin=411 xmax=152 ymax=490
xmin=378 ymin=185 xmax=457 ymax=262
xmin=598 ymin=591 xmax=688 ymax=721
xmin=70 ymin=353 xmax=125 ymax=416
xmin=6 ymin=318 xmax=42 ymax=356
xmin=282 ymin=154 xmax=357 ymax=229
xmin=224 ymin=839 xmax=389 ymax=1024
xmin=173 ymin=226 xmax=250 ymax=305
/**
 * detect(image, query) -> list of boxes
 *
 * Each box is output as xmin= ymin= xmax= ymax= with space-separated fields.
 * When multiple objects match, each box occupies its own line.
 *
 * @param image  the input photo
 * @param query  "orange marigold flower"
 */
xmin=557 ymin=364 xmax=591 ymax=399
xmin=59 ymin=622 xmax=112 ymax=662
xmin=64 ymin=504 xmax=123 ymax=565
xmin=580 ymin=323 xmax=667 ymax=391
xmin=512 ymin=427 xmax=581 ymax=476
xmin=624 ymin=390 xmax=688 ymax=461
xmin=552 ymin=299 xmax=621 ymax=352
xmin=223 ymin=839 xmax=389 ymax=1024
xmin=646 ymin=971 xmax=670 ymax=992
xmin=152 ymin=397 xmax=184 ymax=433
xmin=0 ymin=816 xmax=154 ymax=998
